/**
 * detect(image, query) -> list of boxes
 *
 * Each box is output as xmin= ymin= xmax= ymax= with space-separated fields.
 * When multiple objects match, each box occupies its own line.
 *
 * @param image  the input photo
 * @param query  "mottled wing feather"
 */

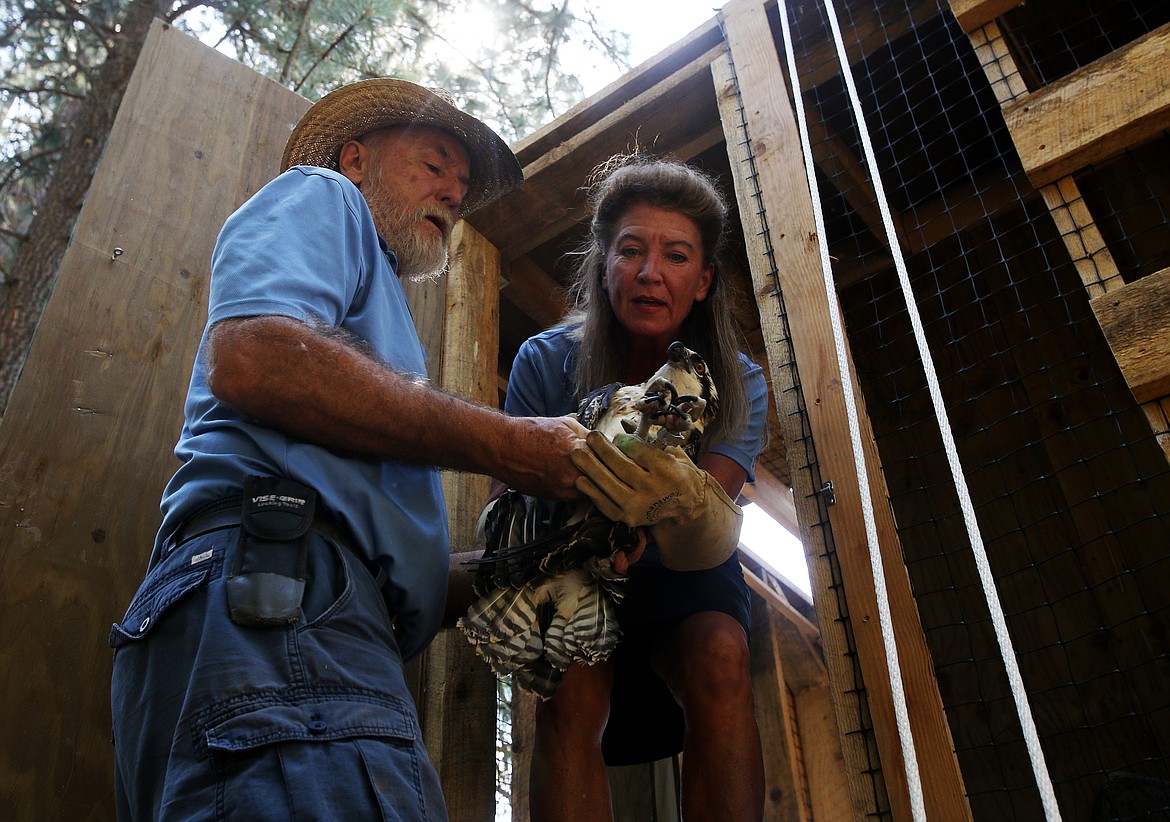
xmin=460 ymin=342 xmax=719 ymax=699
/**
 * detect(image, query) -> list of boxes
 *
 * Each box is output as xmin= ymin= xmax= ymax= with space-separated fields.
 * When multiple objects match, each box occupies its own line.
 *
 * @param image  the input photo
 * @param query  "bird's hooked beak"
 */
xmin=667 ymin=340 xmax=687 ymax=363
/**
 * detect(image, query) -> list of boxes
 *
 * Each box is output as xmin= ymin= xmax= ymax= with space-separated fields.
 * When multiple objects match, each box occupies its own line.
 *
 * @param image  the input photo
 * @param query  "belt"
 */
xmin=161 ymin=491 xmax=394 ymax=628
xmin=164 ymin=496 xmax=355 ymax=558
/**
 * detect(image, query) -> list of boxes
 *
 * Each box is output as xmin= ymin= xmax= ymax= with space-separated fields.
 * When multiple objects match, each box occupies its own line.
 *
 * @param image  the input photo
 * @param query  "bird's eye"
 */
xmin=694 ymin=361 xmax=706 ymax=375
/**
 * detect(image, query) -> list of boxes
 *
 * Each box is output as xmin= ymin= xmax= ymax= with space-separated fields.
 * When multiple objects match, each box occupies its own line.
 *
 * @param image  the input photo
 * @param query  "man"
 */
xmin=110 ymin=78 xmax=586 ymax=821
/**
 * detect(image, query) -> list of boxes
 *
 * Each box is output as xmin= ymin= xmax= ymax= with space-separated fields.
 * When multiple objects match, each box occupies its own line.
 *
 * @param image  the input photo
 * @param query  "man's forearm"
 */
xmin=207 ymin=315 xmax=583 ymax=498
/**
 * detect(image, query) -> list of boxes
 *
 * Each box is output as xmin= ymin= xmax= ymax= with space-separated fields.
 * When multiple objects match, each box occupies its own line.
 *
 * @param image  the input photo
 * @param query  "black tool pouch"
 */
xmin=226 ymin=476 xmax=316 ymax=627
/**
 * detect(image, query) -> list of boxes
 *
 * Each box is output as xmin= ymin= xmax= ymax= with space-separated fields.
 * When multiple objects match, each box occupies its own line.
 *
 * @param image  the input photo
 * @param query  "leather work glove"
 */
xmin=570 ymin=431 xmax=743 ymax=571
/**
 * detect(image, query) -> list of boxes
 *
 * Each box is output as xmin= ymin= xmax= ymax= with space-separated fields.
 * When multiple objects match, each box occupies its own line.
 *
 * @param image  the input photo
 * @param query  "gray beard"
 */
xmin=363 ymin=183 xmax=449 ymax=281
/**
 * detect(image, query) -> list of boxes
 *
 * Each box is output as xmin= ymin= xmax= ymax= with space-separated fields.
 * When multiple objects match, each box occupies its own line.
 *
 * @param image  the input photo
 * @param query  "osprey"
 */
xmin=458 ymin=341 xmax=718 ymax=698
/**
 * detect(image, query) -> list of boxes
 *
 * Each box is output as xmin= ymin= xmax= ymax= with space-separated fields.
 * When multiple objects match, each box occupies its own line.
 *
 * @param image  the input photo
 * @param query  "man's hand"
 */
xmin=570 ymin=431 xmax=742 ymax=571
xmin=496 ymin=415 xmax=589 ymax=501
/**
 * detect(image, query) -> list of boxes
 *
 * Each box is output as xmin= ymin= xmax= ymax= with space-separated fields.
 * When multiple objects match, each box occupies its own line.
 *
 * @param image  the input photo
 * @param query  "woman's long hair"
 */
xmin=561 ymin=154 xmax=749 ymax=449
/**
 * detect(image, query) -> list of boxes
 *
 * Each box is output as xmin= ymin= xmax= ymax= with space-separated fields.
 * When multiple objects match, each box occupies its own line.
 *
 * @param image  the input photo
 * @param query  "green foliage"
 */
xmin=0 ymin=0 xmax=629 ymax=280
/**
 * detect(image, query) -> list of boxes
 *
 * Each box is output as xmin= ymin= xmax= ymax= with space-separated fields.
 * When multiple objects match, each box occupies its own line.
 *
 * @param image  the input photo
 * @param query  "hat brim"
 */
xmin=281 ymin=78 xmax=523 ymax=215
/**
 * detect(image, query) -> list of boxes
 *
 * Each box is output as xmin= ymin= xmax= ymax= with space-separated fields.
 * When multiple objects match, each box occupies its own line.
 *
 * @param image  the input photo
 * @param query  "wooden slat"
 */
xmin=716 ymin=3 xmax=974 ymax=820
xmin=0 ymin=21 xmax=309 ymax=818
xmin=713 ymin=44 xmax=874 ymax=822
xmin=509 ymin=688 xmax=538 ymax=822
xmin=741 ymin=463 xmax=798 ymax=534
xmin=795 ymin=680 xmax=857 ymax=822
xmin=1090 ymin=267 xmax=1170 ymax=404
xmin=967 ymin=21 xmax=1029 ymax=105
xmin=1039 ymin=178 xmax=1127 ymax=298
xmin=511 ymin=17 xmax=725 ymax=167
xmin=1004 ymin=21 xmax=1170 ymax=187
xmin=743 ymin=565 xmax=821 ymax=649
xmin=947 ymin=0 xmax=1023 ymax=33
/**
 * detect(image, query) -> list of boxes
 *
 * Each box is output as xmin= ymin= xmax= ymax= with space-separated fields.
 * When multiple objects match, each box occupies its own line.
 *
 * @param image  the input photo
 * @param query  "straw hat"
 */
xmin=281 ymin=78 xmax=523 ymax=215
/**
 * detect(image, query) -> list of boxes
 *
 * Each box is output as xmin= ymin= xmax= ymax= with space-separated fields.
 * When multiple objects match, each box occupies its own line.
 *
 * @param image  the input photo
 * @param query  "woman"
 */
xmin=503 ymin=155 xmax=769 ymax=820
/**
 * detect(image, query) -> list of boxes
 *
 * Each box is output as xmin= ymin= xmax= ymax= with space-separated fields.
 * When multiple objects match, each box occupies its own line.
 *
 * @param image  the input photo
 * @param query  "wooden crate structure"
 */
xmin=3 ymin=0 xmax=1170 ymax=820
xmin=471 ymin=0 xmax=1170 ymax=819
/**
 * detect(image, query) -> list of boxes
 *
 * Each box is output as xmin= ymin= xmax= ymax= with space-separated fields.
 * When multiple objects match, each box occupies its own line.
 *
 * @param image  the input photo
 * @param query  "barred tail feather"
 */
xmin=460 ymin=569 xmax=623 ymax=698
xmin=512 ymin=660 xmax=563 ymax=701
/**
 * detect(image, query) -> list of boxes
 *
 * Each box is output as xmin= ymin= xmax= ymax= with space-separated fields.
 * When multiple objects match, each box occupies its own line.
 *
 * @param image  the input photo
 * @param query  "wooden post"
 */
xmin=0 ymin=21 xmax=308 ymax=819
xmin=403 ymin=222 xmax=502 ymax=821
xmin=716 ymin=1 xmax=973 ymax=819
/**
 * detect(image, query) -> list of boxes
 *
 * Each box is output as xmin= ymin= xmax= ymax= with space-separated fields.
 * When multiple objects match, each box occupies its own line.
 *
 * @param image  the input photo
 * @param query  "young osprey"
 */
xmin=458 ymin=341 xmax=718 ymax=698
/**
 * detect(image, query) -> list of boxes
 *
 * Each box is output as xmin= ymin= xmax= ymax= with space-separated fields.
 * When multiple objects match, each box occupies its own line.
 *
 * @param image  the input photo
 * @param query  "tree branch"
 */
xmin=294 ymin=8 xmax=368 ymax=92
xmin=282 ymin=0 xmax=315 ymax=85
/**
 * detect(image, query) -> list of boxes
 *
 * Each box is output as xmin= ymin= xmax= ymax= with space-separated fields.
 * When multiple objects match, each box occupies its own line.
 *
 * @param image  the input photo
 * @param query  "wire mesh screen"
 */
xmin=775 ymin=0 xmax=1170 ymax=820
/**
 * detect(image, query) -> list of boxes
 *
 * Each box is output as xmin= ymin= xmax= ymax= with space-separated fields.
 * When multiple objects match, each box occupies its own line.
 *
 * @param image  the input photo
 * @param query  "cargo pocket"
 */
xmin=202 ymin=696 xmax=441 ymax=820
xmin=109 ymin=550 xmax=216 ymax=649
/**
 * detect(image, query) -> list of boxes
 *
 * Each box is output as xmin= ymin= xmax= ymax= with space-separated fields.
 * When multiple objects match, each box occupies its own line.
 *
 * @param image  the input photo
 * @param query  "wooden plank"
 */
xmin=743 ymin=565 xmax=821 ymax=650
xmin=468 ymin=46 xmax=725 ymax=260
xmin=509 ymin=687 xmax=538 ymax=822
xmin=755 ymin=583 xmax=854 ymax=822
xmin=713 ymin=40 xmax=874 ymax=822
xmin=795 ymin=681 xmax=856 ymax=822
xmin=1039 ymin=178 xmax=1127 ymax=298
xmin=947 ymin=0 xmax=1023 ymax=33
xmin=411 ymin=222 xmax=501 ymax=821
xmin=1090 ymin=267 xmax=1170 ymax=404
xmin=716 ymin=3 xmax=974 ymax=820
xmin=749 ymin=594 xmax=808 ymax=822
xmin=503 ymin=255 xmax=569 ymax=331
xmin=512 ymin=17 xmax=725 ymax=167
xmin=0 ymin=21 xmax=309 ymax=819
xmin=741 ymin=463 xmax=798 ymax=534
xmin=1004 ymin=22 xmax=1170 ymax=187
xmin=966 ymin=21 xmax=1028 ymax=105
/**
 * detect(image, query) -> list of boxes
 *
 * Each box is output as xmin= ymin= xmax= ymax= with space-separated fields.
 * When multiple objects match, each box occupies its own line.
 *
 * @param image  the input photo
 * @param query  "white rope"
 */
xmin=793 ymin=1 xmax=1066 ymax=819
xmin=773 ymin=3 xmax=927 ymax=820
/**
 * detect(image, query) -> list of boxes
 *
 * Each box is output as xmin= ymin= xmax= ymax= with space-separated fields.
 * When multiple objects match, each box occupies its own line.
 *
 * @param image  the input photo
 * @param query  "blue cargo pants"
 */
xmin=110 ymin=526 xmax=447 ymax=821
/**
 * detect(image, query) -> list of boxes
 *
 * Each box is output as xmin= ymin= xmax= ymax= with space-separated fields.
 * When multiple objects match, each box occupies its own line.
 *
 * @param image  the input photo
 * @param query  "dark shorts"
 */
xmin=601 ymin=551 xmax=751 ymax=766
xmin=110 ymin=528 xmax=446 ymax=821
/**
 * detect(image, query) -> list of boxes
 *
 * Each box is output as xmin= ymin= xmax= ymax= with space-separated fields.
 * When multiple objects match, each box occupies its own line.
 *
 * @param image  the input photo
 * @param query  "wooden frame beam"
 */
xmin=1004 ymin=21 xmax=1170 ymax=187
xmin=717 ymin=2 xmax=973 ymax=819
xmin=947 ymin=0 xmax=1023 ymax=33
xmin=1090 ymin=267 xmax=1170 ymax=404
xmin=402 ymin=223 xmax=502 ymax=821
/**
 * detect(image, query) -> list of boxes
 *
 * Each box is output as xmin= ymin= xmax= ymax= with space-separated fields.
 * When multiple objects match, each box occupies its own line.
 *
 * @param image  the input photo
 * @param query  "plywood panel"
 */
xmin=0 ymin=21 xmax=309 ymax=819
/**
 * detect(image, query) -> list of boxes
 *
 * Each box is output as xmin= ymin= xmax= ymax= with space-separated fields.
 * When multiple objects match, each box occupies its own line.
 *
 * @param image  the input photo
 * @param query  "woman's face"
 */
xmin=602 ymin=203 xmax=714 ymax=350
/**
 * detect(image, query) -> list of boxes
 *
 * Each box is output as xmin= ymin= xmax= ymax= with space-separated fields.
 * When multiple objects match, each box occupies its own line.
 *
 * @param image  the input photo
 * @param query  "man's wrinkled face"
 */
xmin=347 ymin=126 xmax=472 ymax=279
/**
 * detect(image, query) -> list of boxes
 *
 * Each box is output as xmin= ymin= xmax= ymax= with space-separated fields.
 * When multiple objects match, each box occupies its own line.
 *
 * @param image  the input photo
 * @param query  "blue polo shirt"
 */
xmin=155 ymin=166 xmax=448 ymax=660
